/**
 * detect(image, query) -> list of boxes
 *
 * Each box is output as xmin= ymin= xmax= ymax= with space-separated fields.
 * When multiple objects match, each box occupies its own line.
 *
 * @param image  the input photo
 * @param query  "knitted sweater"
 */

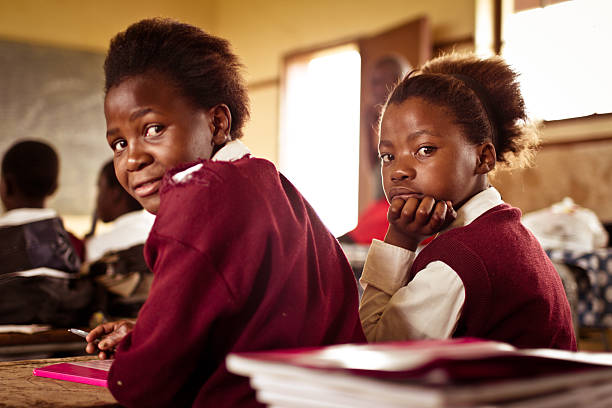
xmin=107 ymin=156 xmax=365 ymax=407
xmin=410 ymin=204 xmax=576 ymax=350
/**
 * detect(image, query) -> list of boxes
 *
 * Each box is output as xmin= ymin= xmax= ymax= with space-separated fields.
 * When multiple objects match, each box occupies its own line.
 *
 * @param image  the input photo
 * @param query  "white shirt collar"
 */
xmin=212 ymin=139 xmax=251 ymax=162
xmin=448 ymin=186 xmax=504 ymax=229
xmin=112 ymin=209 xmax=156 ymax=228
xmin=0 ymin=208 xmax=58 ymax=227
xmin=172 ymin=140 xmax=251 ymax=183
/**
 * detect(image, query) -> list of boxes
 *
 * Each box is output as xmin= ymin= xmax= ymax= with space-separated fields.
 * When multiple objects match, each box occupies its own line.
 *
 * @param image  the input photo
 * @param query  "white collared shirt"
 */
xmin=359 ymin=187 xmax=504 ymax=342
xmin=211 ymin=139 xmax=251 ymax=162
xmin=171 ymin=139 xmax=251 ymax=184
xmin=85 ymin=210 xmax=156 ymax=262
xmin=0 ymin=208 xmax=58 ymax=227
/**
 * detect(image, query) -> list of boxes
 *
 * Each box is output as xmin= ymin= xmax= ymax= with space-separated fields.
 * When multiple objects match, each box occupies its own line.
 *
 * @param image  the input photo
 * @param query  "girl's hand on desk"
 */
xmin=86 ymin=319 xmax=135 ymax=359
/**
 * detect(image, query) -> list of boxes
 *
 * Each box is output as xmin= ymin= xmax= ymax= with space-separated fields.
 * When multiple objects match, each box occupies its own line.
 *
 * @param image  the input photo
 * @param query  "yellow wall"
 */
xmin=214 ymin=0 xmax=474 ymax=161
xmin=0 ymin=0 xmax=475 ymax=163
xmin=3 ymin=1 xmax=609 ymax=224
xmin=0 ymin=1 xmax=216 ymax=52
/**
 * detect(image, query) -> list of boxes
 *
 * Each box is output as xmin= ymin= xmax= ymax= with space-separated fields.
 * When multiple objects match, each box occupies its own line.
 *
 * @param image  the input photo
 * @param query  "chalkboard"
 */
xmin=0 ymin=39 xmax=109 ymax=216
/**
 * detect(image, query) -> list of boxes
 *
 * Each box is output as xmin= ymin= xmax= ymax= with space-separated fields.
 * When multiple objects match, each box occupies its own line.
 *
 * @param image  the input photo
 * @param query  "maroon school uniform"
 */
xmin=107 ymin=155 xmax=365 ymax=407
xmin=410 ymin=204 xmax=576 ymax=351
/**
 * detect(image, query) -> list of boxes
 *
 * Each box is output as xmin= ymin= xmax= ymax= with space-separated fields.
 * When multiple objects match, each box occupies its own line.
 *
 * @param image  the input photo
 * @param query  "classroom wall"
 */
xmin=0 ymin=0 xmax=475 ymax=162
xmin=0 ymin=0 xmax=475 ymax=234
xmin=5 ymin=1 xmax=609 ymax=231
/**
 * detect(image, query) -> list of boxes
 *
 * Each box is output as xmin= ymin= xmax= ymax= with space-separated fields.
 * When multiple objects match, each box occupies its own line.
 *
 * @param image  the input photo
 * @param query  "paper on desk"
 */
xmin=0 ymin=324 xmax=52 ymax=334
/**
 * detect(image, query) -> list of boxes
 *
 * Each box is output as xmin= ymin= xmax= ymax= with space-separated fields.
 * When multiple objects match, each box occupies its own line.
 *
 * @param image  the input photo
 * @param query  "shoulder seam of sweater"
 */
xmin=147 ymin=230 xmax=240 ymax=305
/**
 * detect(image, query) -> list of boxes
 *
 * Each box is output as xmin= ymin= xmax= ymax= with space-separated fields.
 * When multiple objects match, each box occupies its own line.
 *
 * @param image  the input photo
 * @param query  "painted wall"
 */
xmin=0 ymin=1 xmax=216 ymax=52
xmin=0 ymin=0 xmax=475 ymax=162
xmin=0 ymin=0 xmax=475 ymax=234
xmin=1 ymin=1 xmax=610 ymax=231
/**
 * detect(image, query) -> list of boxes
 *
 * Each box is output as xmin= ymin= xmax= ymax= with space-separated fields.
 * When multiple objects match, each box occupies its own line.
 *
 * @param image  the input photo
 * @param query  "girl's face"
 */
xmin=104 ymin=72 xmax=222 ymax=214
xmin=379 ymin=97 xmax=490 ymax=210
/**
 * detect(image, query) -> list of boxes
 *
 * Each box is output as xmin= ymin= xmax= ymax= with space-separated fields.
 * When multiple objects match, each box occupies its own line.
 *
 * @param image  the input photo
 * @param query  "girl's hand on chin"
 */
xmin=384 ymin=196 xmax=456 ymax=251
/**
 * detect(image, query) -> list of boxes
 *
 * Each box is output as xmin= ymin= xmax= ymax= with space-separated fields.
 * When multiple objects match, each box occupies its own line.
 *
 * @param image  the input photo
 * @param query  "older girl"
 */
xmin=86 ymin=18 xmax=364 ymax=408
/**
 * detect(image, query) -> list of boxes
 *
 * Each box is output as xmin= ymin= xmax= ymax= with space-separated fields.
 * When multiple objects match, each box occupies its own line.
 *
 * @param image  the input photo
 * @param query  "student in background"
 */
xmin=83 ymin=160 xmax=155 ymax=318
xmin=359 ymin=53 xmax=576 ymax=351
xmin=0 ymin=140 xmax=93 ymax=326
xmin=85 ymin=18 xmax=365 ymax=408
xmin=339 ymin=56 xmax=409 ymax=245
xmin=363 ymin=55 xmax=410 ymax=200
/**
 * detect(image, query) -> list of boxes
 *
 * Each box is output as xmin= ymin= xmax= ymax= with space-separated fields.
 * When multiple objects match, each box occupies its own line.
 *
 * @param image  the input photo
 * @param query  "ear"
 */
xmin=48 ymin=180 xmax=58 ymax=196
xmin=209 ymin=104 xmax=232 ymax=146
xmin=1 ymin=174 xmax=13 ymax=196
xmin=0 ymin=175 xmax=16 ymax=210
xmin=475 ymin=142 xmax=496 ymax=174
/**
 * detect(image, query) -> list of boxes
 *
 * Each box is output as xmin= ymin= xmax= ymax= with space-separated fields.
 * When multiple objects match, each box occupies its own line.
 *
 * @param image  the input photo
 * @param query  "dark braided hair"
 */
xmin=104 ymin=18 xmax=250 ymax=139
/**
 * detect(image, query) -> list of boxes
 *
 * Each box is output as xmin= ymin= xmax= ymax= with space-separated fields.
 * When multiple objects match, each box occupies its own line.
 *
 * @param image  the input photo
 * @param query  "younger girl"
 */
xmin=85 ymin=18 xmax=364 ymax=407
xmin=359 ymin=53 xmax=576 ymax=350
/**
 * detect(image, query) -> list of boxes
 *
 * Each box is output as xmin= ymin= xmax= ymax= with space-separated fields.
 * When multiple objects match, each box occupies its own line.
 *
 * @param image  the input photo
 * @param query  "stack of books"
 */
xmin=227 ymin=338 xmax=612 ymax=407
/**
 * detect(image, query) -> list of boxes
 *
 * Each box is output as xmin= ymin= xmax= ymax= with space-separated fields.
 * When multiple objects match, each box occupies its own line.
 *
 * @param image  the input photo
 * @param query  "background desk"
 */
xmin=0 ymin=328 xmax=86 ymax=361
xmin=0 ymin=356 xmax=117 ymax=407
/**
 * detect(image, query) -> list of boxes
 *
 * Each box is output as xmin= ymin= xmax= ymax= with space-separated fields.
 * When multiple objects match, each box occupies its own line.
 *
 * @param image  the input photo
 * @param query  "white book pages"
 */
xmin=230 ymin=354 xmax=612 ymax=407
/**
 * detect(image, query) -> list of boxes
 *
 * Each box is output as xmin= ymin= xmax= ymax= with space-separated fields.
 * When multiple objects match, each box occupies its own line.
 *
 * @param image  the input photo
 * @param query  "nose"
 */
xmin=390 ymin=155 xmax=416 ymax=183
xmin=126 ymin=140 xmax=153 ymax=172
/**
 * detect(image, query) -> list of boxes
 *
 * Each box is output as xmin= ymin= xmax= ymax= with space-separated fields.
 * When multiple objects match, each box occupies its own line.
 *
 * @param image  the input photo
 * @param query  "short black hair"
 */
xmin=104 ymin=18 xmax=250 ymax=139
xmin=100 ymin=160 xmax=142 ymax=212
xmin=1 ymin=140 xmax=59 ymax=199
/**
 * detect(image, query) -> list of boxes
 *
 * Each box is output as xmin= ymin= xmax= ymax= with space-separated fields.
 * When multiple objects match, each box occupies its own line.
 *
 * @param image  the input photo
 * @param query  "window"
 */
xmin=279 ymin=44 xmax=361 ymax=236
xmin=502 ymin=0 xmax=612 ymax=120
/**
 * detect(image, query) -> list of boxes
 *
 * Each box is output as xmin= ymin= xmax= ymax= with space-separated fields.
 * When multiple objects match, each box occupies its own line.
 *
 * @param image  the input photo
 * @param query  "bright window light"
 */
xmin=280 ymin=44 xmax=361 ymax=236
xmin=503 ymin=0 xmax=612 ymax=120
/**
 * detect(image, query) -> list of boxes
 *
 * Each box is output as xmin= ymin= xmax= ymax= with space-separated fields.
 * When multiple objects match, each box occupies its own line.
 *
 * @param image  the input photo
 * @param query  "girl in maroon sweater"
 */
xmin=85 ymin=18 xmax=364 ymax=407
xmin=358 ymin=53 xmax=576 ymax=350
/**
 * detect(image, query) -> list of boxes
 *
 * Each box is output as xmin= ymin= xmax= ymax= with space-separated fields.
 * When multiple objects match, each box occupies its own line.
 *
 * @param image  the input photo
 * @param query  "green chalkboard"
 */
xmin=0 ymin=39 xmax=110 ymax=216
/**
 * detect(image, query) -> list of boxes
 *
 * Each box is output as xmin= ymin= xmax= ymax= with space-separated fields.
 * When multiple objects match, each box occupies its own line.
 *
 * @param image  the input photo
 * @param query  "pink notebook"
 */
xmin=33 ymin=359 xmax=113 ymax=387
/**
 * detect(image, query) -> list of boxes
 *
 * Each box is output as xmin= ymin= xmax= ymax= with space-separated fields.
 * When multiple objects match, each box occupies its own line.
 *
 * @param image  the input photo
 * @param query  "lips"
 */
xmin=388 ymin=188 xmax=423 ymax=202
xmin=132 ymin=177 xmax=162 ymax=198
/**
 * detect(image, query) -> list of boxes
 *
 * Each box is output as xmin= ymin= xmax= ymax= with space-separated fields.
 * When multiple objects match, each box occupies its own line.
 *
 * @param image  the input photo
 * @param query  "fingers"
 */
xmin=387 ymin=197 xmax=407 ymax=221
xmin=98 ymin=330 xmax=125 ymax=350
xmin=388 ymin=196 xmax=456 ymax=236
xmin=85 ymin=320 xmax=134 ymax=358
xmin=85 ymin=342 xmax=97 ymax=355
xmin=86 ymin=322 xmax=116 ymax=343
xmin=443 ymin=200 xmax=457 ymax=228
xmin=426 ymin=200 xmax=448 ymax=231
xmin=414 ymin=197 xmax=436 ymax=226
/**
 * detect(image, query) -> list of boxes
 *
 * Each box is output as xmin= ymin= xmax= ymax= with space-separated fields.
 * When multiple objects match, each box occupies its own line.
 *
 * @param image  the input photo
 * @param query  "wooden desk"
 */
xmin=0 ymin=329 xmax=86 ymax=360
xmin=0 ymin=356 xmax=118 ymax=407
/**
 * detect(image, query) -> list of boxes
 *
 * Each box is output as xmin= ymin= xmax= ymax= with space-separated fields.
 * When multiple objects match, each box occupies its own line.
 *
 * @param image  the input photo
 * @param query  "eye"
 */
xmin=111 ymin=139 xmax=127 ymax=153
xmin=144 ymin=124 xmax=164 ymax=138
xmin=416 ymin=146 xmax=437 ymax=158
xmin=379 ymin=153 xmax=394 ymax=163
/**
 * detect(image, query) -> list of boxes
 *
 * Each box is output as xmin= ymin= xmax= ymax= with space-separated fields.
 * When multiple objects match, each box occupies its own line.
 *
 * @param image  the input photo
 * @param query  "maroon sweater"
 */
xmin=410 ymin=204 xmax=576 ymax=351
xmin=107 ymin=157 xmax=365 ymax=407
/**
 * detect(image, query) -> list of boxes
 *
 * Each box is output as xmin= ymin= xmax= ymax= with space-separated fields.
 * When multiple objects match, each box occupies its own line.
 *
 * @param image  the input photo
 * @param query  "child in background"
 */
xmin=359 ymin=53 xmax=576 ymax=351
xmin=85 ymin=18 xmax=364 ymax=408
xmin=84 ymin=160 xmax=155 ymax=318
xmin=0 ymin=140 xmax=93 ymax=326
